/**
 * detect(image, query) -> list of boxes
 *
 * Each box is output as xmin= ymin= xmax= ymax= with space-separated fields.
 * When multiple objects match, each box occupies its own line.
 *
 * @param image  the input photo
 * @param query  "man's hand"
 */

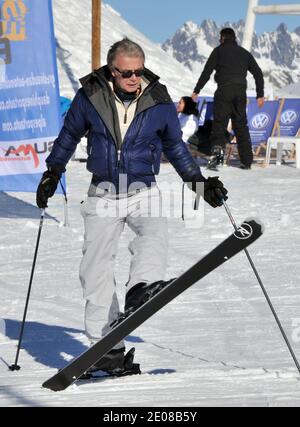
xmin=191 ymin=92 xmax=199 ymax=102
xmin=36 ymin=168 xmax=62 ymax=208
xmin=187 ymin=174 xmax=228 ymax=208
xmin=257 ymin=97 xmax=265 ymax=108
xmin=203 ymin=176 xmax=228 ymax=207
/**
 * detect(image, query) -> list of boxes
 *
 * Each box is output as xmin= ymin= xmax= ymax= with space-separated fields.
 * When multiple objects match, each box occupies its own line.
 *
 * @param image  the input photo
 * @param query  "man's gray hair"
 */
xmin=107 ymin=38 xmax=145 ymax=69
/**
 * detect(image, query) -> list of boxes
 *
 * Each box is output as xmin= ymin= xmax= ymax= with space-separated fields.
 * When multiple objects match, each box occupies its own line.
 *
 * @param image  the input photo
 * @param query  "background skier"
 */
xmin=192 ymin=28 xmax=265 ymax=170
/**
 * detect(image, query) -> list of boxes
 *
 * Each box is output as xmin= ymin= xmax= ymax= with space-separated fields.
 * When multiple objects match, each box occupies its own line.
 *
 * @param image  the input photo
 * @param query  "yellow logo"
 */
xmin=1 ymin=0 xmax=27 ymax=41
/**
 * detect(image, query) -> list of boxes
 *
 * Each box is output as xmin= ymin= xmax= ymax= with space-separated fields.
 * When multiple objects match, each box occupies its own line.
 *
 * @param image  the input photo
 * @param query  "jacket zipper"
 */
xmin=117 ymin=149 xmax=121 ymax=169
xmin=117 ymin=88 xmax=160 ymax=172
xmin=150 ymin=144 xmax=156 ymax=174
xmin=120 ymin=102 xmax=131 ymax=169
xmin=124 ymin=100 xmax=133 ymax=124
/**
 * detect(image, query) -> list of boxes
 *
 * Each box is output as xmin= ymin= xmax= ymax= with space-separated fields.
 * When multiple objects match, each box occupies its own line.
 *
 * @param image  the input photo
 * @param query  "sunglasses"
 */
xmin=114 ymin=67 xmax=145 ymax=78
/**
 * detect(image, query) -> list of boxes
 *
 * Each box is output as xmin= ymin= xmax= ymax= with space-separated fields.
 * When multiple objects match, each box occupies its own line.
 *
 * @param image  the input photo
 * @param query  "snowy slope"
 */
xmin=1 ymin=161 xmax=300 ymax=406
xmin=52 ymin=0 xmax=199 ymax=100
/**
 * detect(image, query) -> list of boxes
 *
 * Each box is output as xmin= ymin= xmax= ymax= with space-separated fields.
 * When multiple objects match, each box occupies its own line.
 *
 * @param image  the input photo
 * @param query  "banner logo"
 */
xmin=1 ymin=0 xmax=28 ymax=41
xmin=281 ymin=110 xmax=298 ymax=125
xmin=234 ymin=223 xmax=253 ymax=240
xmin=251 ymin=113 xmax=270 ymax=129
xmin=0 ymin=140 xmax=53 ymax=168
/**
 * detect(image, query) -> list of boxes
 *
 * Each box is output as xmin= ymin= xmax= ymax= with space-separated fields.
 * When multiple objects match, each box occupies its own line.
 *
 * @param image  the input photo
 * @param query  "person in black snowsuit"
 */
xmin=192 ymin=28 xmax=265 ymax=170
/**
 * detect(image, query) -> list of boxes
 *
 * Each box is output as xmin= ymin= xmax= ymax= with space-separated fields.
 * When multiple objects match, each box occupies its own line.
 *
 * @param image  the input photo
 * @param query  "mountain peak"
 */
xmin=199 ymin=19 xmax=220 ymax=47
xmin=201 ymin=18 xmax=216 ymax=28
xmin=183 ymin=20 xmax=199 ymax=34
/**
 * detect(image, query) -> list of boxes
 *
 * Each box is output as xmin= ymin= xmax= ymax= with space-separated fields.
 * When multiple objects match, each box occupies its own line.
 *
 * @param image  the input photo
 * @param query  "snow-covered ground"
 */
xmin=1 ymin=160 xmax=300 ymax=407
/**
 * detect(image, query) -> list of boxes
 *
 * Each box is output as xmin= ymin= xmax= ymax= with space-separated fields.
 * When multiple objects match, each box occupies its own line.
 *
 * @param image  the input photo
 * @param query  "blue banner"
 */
xmin=247 ymin=100 xmax=280 ymax=146
xmin=0 ymin=0 xmax=63 ymax=192
xmin=277 ymin=99 xmax=300 ymax=137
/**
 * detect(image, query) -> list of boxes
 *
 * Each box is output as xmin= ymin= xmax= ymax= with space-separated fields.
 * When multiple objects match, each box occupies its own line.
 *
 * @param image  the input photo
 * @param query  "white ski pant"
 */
xmin=79 ymin=186 xmax=168 ymax=348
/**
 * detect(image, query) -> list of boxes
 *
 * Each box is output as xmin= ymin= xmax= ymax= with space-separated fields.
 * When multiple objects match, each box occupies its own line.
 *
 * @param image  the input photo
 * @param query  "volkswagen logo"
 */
xmin=234 ymin=223 xmax=253 ymax=240
xmin=281 ymin=110 xmax=298 ymax=125
xmin=200 ymin=110 xmax=206 ymax=122
xmin=251 ymin=113 xmax=270 ymax=129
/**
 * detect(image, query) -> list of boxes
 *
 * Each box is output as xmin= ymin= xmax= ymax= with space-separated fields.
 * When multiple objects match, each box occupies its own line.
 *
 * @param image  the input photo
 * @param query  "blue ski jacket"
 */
xmin=46 ymin=66 xmax=203 ymax=192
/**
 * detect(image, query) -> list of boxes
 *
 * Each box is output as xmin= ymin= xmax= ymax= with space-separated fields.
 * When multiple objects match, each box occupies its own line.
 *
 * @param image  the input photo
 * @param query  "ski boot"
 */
xmin=125 ymin=278 xmax=176 ymax=316
xmin=80 ymin=347 xmax=141 ymax=379
xmin=207 ymin=145 xmax=224 ymax=171
xmin=240 ymin=163 xmax=251 ymax=170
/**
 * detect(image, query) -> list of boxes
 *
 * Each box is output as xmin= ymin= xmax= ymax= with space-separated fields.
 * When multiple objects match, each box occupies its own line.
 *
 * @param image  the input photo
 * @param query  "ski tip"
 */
xmin=243 ymin=217 xmax=265 ymax=234
xmin=233 ymin=217 xmax=264 ymax=242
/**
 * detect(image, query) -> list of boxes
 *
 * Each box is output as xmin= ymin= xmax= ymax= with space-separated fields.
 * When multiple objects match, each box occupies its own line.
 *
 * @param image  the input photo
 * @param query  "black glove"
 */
xmin=203 ymin=176 xmax=228 ymax=208
xmin=36 ymin=166 xmax=63 ymax=208
xmin=187 ymin=174 xmax=228 ymax=208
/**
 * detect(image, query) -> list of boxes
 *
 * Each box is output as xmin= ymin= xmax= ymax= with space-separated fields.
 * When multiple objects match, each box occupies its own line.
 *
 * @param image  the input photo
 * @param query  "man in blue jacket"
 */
xmin=36 ymin=38 xmax=227 ymax=375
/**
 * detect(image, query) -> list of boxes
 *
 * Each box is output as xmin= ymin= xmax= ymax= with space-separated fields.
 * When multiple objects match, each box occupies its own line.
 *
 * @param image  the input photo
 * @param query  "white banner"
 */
xmin=0 ymin=137 xmax=55 ymax=176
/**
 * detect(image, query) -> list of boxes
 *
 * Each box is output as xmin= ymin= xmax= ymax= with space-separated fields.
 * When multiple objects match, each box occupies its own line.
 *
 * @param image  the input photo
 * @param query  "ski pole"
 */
xmin=9 ymin=208 xmax=46 ymax=371
xmin=59 ymin=178 xmax=69 ymax=227
xmin=223 ymin=200 xmax=300 ymax=376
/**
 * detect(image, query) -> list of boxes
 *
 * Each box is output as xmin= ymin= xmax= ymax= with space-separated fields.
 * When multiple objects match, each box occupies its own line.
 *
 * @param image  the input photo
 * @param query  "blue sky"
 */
xmin=106 ymin=0 xmax=300 ymax=43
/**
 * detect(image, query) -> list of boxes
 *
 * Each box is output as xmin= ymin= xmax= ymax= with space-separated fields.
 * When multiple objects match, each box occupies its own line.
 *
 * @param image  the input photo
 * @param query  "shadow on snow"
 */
xmin=3 ymin=319 xmax=147 ymax=371
xmin=0 ymin=192 xmax=58 ymax=221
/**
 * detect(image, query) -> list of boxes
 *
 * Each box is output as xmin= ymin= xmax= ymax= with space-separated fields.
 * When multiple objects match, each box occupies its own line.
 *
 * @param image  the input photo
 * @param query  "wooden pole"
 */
xmin=92 ymin=0 xmax=101 ymax=70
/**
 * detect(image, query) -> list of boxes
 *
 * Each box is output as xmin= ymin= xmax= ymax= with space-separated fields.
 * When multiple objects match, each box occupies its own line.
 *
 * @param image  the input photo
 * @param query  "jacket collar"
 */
xmin=79 ymin=65 xmax=169 ymax=103
xmin=79 ymin=65 xmax=172 ymax=148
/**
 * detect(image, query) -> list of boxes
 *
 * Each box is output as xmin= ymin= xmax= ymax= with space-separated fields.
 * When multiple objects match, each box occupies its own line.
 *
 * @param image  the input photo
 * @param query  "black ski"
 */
xmin=43 ymin=218 xmax=263 ymax=391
